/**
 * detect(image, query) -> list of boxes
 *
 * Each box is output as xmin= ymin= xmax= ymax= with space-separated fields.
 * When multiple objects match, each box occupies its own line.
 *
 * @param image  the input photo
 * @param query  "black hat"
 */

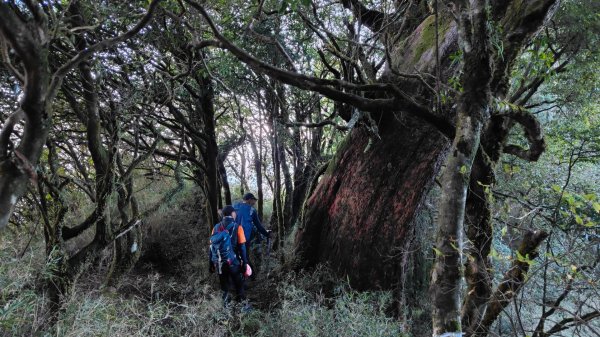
xmin=243 ymin=193 xmax=258 ymax=201
xmin=222 ymin=205 xmax=236 ymax=216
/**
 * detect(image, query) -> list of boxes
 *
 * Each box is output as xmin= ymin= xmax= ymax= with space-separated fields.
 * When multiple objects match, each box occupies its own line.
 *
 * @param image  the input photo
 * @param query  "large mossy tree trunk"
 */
xmin=287 ymin=8 xmax=459 ymax=292
xmin=296 ymin=116 xmax=449 ymax=290
xmin=290 ymin=0 xmax=557 ymax=297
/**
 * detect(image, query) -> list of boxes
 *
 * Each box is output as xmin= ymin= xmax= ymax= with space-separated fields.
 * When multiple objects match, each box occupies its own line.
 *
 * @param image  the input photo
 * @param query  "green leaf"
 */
xmin=432 ymin=247 xmax=443 ymax=256
xmin=503 ymin=164 xmax=521 ymax=174
xmin=593 ymin=202 xmax=600 ymax=213
xmin=460 ymin=165 xmax=468 ymax=174
xmin=490 ymin=248 xmax=500 ymax=260
xmin=551 ymin=185 xmax=562 ymax=193
xmin=575 ymin=215 xmax=584 ymax=225
xmin=516 ymin=251 xmax=534 ymax=266
xmin=450 ymin=242 xmax=459 ymax=251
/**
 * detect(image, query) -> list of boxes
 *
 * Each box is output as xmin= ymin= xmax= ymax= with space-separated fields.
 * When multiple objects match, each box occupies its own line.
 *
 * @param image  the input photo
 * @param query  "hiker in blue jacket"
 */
xmin=235 ymin=193 xmax=270 ymax=269
xmin=208 ymin=205 xmax=249 ymax=307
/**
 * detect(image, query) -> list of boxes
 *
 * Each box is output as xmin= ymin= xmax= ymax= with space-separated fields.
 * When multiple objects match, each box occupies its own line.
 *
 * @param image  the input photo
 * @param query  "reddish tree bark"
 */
xmin=295 ymin=117 xmax=448 ymax=290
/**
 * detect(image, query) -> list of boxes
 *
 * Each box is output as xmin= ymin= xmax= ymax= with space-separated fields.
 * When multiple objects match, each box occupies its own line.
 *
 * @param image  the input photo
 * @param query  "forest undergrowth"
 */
xmin=0 ymin=202 xmax=408 ymax=337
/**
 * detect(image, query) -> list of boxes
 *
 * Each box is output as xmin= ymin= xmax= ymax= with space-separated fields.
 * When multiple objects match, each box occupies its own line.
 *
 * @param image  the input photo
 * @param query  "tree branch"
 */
xmin=284 ymin=119 xmax=349 ymax=131
xmin=0 ymin=38 xmax=25 ymax=83
xmin=62 ymin=210 xmax=102 ymax=240
xmin=340 ymin=0 xmax=386 ymax=32
xmin=544 ymin=311 xmax=600 ymax=336
xmin=0 ymin=4 xmax=41 ymax=69
xmin=0 ymin=108 xmax=24 ymax=159
xmin=47 ymin=0 xmax=162 ymax=100
xmin=494 ymin=101 xmax=546 ymax=161
xmin=122 ymin=136 xmax=161 ymax=182
xmin=490 ymin=0 xmax=559 ymax=97
xmin=184 ymin=0 xmax=454 ymax=137
xmin=474 ymin=230 xmax=549 ymax=335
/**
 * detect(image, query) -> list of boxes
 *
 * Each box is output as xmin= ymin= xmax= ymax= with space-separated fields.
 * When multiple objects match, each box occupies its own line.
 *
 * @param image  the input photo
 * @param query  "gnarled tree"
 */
xmin=184 ymin=0 xmax=561 ymax=334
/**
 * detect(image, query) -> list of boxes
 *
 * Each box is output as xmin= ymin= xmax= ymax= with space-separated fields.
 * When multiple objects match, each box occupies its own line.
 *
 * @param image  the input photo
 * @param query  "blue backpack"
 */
xmin=209 ymin=219 xmax=239 ymax=273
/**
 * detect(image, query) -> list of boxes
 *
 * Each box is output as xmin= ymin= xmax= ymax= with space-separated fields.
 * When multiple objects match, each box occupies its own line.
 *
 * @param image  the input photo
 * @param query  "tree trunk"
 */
xmin=195 ymin=74 xmax=220 ymax=227
xmin=271 ymin=118 xmax=284 ymax=251
xmin=0 ymin=4 xmax=50 ymax=229
xmin=203 ymin=131 xmax=220 ymax=227
xmin=240 ymin=148 xmax=247 ymax=196
xmin=295 ymin=116 xmax=449 ymax=290
xmin=460 ymin=151 xmax=494 ymax=335
xmin=274 ymin=86 xmax=294 ymax=230
xmin=430 ymin=2 xmax=492 ymax=334
xmin=249 ymin=135 xmax=264 ymax=219
xmin=290 ymin=100 xmax=323 ymax=226
xmin=218 ymin=156 xmax=232 ymax=206
xmin=107 ymin=155 xmax=143 ymax=285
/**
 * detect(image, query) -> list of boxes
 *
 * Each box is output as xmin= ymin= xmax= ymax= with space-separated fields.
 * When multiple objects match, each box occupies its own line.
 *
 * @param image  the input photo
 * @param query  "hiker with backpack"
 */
xmin=235 ymin=193 xmax=270 ymax=271
xmin=208 ymin=205 xmax=251 ymax=308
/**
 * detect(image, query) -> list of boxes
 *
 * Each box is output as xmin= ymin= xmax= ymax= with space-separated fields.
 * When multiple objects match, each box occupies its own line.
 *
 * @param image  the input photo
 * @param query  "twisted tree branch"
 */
xmin=494 ymin=101 xmax=546 ymax=161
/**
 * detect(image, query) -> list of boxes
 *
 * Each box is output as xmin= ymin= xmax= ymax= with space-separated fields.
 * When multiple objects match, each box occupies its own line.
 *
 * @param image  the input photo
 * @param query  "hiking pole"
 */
xmin=265 ymin=232 xmax=272 ymax=279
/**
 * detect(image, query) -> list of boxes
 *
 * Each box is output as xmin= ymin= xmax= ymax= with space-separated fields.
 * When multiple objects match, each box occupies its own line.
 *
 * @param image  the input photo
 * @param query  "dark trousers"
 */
xmin=218 ymin=263 xmax=245 ymax=304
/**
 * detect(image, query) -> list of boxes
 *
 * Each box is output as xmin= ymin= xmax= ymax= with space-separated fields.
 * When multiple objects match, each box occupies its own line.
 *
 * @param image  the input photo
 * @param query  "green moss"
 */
xmin=409 ymin=14 xmax=453 ymax=67
xmin=413 ymin=15 xmax=437 ymax=62
xmin=324 ymin=131 xmax=353 ymax=176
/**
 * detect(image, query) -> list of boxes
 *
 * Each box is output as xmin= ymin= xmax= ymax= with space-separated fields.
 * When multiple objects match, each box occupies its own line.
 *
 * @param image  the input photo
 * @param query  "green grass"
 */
xmin=0 ymin=228 xmax=408 ymax=337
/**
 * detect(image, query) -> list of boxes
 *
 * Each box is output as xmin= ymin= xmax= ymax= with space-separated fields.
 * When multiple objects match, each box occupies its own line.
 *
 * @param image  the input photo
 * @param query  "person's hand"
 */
xmin=209 ymin=263 xmax=216 ymax=274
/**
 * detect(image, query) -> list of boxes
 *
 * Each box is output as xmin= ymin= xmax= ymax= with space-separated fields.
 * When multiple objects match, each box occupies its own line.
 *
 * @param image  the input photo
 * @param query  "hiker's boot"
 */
xmin=222 ymin=292 xmax=232 ymax=310
xmin=240 ymin=300 xmax=252 ymax=313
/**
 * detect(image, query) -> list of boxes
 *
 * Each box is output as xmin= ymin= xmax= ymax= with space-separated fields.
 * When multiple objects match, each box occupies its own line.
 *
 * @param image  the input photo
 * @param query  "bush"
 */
xmin=0 ymin=230 xmax=48 ymax=336
xmin=1 ymin=236 xmax=408 ymax=337
xmin=0 ymin=184 xmax=409 ymax=337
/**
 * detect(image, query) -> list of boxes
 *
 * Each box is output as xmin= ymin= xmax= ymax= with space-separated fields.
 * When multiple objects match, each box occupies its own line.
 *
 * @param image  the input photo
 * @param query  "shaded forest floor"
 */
xmin=0 ymin=188 xmax=413 ymax=336
xmin=0 ymin=234 xmax=408 ymax=337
